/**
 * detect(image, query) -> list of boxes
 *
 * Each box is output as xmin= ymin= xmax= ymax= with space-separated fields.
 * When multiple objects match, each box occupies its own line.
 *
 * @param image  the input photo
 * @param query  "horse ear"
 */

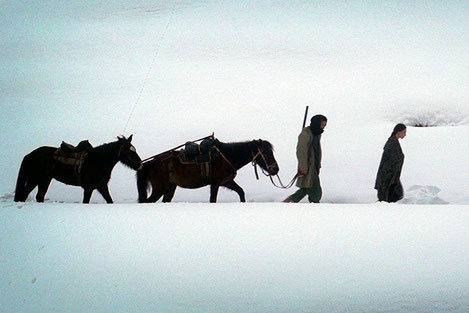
xmin=128 ymin=134 xmax=133 ymax=142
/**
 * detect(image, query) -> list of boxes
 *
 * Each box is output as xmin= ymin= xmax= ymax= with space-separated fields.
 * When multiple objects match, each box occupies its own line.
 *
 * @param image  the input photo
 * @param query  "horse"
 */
xmin=14 ymin=135 xmax=142 ymax=203
xmin=136 ymin=139 xmax=279 ymax=203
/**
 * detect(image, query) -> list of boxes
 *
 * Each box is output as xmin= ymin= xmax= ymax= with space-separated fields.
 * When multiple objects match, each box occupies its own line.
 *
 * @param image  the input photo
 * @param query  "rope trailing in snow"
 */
xmin=123 ymin=2 xmax=179 ymax=134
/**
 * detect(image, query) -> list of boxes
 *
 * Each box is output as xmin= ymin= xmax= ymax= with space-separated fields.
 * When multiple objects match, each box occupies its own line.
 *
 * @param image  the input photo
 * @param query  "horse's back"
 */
xmin=26 ymin=146 xmax=57 ymax=155
xmin=16 ymin=146 xmax=57 ymax=185
xmin=23 ymin=146 xmax=56 ymax=161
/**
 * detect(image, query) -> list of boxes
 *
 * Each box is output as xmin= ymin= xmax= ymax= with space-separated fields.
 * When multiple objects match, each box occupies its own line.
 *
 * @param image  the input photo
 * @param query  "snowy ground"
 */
xmin=2 ymin=202 xmax=469 ymax=313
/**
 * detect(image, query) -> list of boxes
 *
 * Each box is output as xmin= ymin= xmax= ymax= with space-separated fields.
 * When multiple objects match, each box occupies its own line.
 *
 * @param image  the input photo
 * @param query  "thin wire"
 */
xmin=123 ymin=3 xmax=178 ymax=134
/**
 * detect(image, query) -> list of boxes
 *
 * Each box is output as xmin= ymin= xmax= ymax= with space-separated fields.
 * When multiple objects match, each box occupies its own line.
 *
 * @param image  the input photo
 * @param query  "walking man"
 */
xmin=283 ymin=114 xmax=327 ymax=203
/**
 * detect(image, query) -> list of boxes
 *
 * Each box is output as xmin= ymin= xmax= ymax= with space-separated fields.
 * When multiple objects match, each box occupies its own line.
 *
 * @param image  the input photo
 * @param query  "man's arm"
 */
xmin=296 ymin=129 xmax=312 ymax=175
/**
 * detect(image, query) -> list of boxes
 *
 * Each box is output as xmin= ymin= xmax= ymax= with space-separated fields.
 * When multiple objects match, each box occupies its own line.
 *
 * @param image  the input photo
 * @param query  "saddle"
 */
xmin=179 ymin=138 xmax=220 ymax=176
xmin=53 ymin=140 xmax=93 ymax=180
xmin=59 ymin=140 xmax=93 ymax=153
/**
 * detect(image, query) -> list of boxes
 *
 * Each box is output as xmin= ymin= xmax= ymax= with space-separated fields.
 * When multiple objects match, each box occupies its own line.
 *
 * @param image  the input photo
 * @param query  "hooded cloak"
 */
xmin=375 ymin=136 xmax=405 ymax=202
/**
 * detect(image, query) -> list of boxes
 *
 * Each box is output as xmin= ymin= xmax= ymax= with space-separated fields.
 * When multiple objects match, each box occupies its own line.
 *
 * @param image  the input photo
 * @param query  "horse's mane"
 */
xmin=217 ymin=139 xmax=274 ymax=159
xmin=89 ymin=140 xmax=120 ymax=159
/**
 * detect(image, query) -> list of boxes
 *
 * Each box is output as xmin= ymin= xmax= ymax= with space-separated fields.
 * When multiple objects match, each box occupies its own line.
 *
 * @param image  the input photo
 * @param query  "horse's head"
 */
xmin=252 ymin=139 xmax=279 ymax=175
xmin=117 ymin=135 xmax=143 ymax=170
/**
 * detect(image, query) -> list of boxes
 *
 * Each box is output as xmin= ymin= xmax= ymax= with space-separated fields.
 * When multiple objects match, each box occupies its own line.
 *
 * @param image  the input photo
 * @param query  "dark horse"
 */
xmin=14 ymin=135 xmax=142 ymax=203
xmin=137 ymin=139 xmax=279 ymax=203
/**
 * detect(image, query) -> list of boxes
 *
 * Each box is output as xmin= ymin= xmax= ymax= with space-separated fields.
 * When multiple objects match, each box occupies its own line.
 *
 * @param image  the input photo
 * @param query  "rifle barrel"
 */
xmin=302 ymin=106 xmax=309 ymax=129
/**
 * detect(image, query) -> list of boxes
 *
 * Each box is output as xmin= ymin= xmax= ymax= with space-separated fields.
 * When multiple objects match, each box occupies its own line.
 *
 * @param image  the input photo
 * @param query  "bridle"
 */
xmin=251 ymin=146 xmax=297 ymax=189
xmin=118 ymin=144 xmax=143 ymax=170
xmin=251 ymin=147 xmax=278 ymax=179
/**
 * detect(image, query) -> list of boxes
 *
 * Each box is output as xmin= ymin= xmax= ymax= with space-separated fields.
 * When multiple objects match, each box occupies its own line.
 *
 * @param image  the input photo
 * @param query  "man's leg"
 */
xmin=283 ymin=188 xmax=307 ymax=203
xmin=307 ymin=174 xmax=322 ymax=203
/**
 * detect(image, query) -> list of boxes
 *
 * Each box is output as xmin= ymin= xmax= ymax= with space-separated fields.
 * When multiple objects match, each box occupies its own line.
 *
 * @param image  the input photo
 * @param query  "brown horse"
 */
xmin=137 ymin=139 xmax=279 ymax=203
xmin=14 ymin=135 xmax=142 ymax=203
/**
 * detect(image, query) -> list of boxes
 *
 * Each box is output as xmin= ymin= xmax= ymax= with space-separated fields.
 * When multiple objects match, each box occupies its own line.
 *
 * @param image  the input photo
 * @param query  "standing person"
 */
xmin=375 ymin=123 xmax=407 ymax=202
xmin=283 ymin=114 xmax=327 ymax=203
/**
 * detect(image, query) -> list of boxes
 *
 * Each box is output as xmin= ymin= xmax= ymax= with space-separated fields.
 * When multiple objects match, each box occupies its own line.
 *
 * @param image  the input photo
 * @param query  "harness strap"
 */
xmin=54 ymin=149 xmax=89 ymax=185
xmin=253 ymin=163 xmax=259 ymax=180
xmin=76 ymin=152 xmax=88 ymax=185
xmin=142 ymin=134 xmax=215 ymax=164
xmin=213 ymin=147 xmax=237 ymax=173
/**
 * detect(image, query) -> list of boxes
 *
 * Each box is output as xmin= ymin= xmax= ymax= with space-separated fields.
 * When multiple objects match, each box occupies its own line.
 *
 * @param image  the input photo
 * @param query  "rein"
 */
xmin=269 ymin=173 xmax=298 ymax=189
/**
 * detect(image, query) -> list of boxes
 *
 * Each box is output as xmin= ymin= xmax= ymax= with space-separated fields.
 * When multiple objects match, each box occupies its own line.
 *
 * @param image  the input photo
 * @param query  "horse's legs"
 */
xmin=36 ymin=178 xmax=52 ymax=203
xmin=83 ymin=188 xmax=93 ymax=204
xmin=162 ymin=184 xmax=177 ymax=203
xmin=222 ymin=180 xmax=246 ymax=202
xmin=210 ymin=183 xmax=220 ymax=203
xmin=97 ymin=185 xmax=113 ymax=204
xmin=19 ymin=181 xmax=38 ymax=202
xmin=147 ymin=189 xmax=164 ymax=203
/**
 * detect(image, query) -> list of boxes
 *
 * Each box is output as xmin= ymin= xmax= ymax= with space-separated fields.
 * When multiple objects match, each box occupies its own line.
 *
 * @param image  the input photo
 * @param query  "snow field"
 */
xmin=2 ymin=202 xmax=469 ymax=312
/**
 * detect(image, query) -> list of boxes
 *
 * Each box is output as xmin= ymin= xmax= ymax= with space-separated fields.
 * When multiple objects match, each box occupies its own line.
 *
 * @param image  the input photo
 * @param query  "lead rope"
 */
xmin=251 ymin=149 xmax=294 ymax=188
xmin=269 ymin=173 xmax=298 ymax=189
xmin=251 ymin=149 xmax=298 ymax=189
xmin=253 ymin=160 xmax=297 ymax=189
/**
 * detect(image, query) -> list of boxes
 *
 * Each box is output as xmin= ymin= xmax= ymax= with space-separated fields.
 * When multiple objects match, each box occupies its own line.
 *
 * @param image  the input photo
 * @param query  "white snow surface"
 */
xmin=1 ymin=1 xmax=469 ymax=312
xmin=2 ymin=202 xmax=469 ymax=313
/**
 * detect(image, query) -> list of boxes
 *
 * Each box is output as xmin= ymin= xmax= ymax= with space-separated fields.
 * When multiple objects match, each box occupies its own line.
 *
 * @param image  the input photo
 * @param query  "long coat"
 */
xmin=296 ymin=127 xmax=322 ymax=188
xmin=375 ymin=136 xmax=405 ymax=202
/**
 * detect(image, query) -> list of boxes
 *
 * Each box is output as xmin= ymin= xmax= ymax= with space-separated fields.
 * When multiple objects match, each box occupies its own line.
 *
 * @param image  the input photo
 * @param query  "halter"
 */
xmin=251 ymin=146 xmax=298 ymax=189
xmin=118 ymin=144 xmax=143 ymax=170
xmin=251 ymin=147 xmax=278 ymax=180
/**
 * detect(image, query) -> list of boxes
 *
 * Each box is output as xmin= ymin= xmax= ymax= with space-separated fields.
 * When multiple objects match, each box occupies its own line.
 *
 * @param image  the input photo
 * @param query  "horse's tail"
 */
xmin=14 ymin=156 xmax=30 ymax=202
xmin=137 ymin=163 xmax=150 ymax=203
